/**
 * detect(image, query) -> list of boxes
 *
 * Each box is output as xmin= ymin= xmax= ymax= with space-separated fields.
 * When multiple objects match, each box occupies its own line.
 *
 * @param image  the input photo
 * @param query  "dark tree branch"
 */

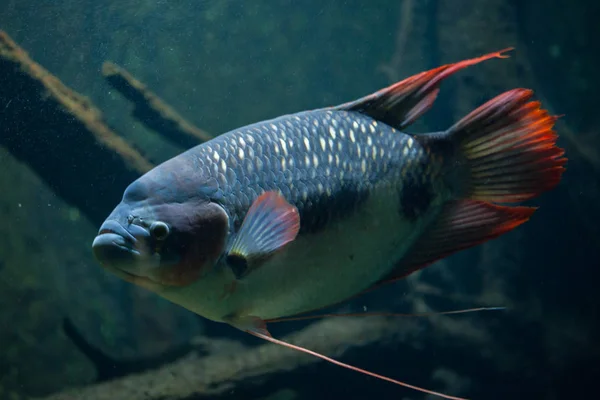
xmin=102 ymin=61 xmax=213 ymax=148
xmin=0 ymin=30 xmax=152 ymax=226
xmin=36 ymin=317 xmax=408 ymax=400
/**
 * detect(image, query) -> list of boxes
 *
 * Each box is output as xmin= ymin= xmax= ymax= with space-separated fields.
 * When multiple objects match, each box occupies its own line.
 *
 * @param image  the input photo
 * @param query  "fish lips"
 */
xmin=92 ymin=220 xmax=145 ymax=266
xmin=92 ymin=220 xmax=168 ymax=292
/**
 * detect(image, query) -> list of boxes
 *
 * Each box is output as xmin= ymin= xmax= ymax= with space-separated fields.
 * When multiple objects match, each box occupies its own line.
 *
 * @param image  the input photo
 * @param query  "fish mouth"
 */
xmin=92 ymin=220 xmax=141 ymax=264
xmin=92 ymin=220 xmax=164 ymax=291
xmin=93 ymin=232 xmax=140 ymax=255
xmin=93 ymin=232 xmax=140 ymax=257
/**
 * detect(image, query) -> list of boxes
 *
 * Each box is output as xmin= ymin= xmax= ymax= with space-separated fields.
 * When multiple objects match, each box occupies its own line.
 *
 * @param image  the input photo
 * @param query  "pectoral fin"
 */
xmin=226 ymin=191 xmax=300 ymax=279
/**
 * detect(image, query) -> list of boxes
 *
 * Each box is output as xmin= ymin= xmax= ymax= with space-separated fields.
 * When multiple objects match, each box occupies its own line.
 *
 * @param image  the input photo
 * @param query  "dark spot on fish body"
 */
xmin=398 ymin=166 xmax=433 ymax=222
xmin=299 ymin=197 xmax=330 ymax=234
xmin=296 ymin=182 xmax=369 ymax=234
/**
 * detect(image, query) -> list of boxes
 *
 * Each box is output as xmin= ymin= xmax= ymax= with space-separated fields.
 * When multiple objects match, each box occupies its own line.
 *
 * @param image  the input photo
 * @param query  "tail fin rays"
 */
xmin=450 ymin=88 xmax=567 ymax=203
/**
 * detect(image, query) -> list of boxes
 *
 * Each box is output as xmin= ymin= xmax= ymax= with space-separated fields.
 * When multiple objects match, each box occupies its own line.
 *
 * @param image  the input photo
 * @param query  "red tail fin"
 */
xmin=449 ymin=88 xmax=567 ymax=203
xmin=377 ymin=89 xmax=566 ymax=284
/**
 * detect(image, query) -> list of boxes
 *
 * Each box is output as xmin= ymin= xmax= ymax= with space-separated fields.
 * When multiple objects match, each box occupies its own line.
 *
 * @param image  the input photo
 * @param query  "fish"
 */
xmin=92 ymin=48 xmax=566 ymax=400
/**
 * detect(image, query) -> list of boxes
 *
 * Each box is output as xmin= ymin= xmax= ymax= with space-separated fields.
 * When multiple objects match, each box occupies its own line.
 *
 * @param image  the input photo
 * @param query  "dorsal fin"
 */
xmin=330 ymin=48 xmax=513 ymax=130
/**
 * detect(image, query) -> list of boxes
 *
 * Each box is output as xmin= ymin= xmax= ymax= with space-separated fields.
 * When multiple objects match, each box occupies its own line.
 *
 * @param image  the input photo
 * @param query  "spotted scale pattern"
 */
xmin=184 ymin=109 xmax=446 ymax=235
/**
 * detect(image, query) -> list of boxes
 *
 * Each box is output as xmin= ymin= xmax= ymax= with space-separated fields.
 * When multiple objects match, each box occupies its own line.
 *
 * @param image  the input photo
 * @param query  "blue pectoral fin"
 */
xmin=226 ymin=191 xmax=300 ymax=279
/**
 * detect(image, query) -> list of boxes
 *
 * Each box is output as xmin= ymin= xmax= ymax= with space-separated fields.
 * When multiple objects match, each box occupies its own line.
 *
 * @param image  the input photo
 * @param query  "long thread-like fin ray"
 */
xmin=246 ymin=330 xmax=468 ymax=400
xmin=266 ymin=306 xmax=505 ymax=323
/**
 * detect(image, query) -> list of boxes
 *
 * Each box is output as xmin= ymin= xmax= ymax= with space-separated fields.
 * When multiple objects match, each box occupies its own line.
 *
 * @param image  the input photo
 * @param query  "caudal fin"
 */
xmin=375 ymin=89 xmax=566 ymax=283
xmin=449 ymin=88 xmax=567 ymax=203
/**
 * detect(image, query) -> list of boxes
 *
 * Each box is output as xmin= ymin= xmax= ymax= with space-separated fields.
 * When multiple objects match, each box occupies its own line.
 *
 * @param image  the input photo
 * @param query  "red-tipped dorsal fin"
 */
xmin=246 ymin=329 xmax=468 ymax=400
xmin=331 ymin=48 xmax=513 ymax=130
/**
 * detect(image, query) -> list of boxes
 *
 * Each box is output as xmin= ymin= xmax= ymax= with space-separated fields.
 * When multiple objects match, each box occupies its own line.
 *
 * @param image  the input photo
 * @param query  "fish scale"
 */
xmin=188 ymin=109 xmax=441 ymax=234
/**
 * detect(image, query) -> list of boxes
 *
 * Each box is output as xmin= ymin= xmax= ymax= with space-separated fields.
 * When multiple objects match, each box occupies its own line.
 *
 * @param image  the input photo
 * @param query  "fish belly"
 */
xmin=228 ymin=185 xmax=445 ymax=321
xmin=156 ymin=267 xmax=239 ymax=322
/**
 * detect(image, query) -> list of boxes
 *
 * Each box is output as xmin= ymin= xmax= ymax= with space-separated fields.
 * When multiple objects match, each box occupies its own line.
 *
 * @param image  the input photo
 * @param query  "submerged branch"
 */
xmin=0 ymin=30 xmax=152 ymax=226
xmin=37 ymin=317 xmax=406 ymax=400
xmin=102 ymin=61 xmax=213 ymax=148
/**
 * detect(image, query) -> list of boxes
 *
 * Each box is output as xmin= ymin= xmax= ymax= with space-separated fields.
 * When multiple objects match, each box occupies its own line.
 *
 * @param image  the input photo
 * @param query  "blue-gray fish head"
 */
xmin=92 ymin=161 xmax=229 ymax=290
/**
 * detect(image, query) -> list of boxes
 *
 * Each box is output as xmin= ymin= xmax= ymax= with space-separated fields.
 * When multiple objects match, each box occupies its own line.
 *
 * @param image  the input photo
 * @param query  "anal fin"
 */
xmin=379 ymin=200 xmax=536 ymax=284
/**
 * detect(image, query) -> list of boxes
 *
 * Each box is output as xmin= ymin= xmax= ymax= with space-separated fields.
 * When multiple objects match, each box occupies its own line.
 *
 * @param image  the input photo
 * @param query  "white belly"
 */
xmin=156 ymin=185 xmax=443 ymax=323
xmin=225 ymin=186 xmax=443 ymax=320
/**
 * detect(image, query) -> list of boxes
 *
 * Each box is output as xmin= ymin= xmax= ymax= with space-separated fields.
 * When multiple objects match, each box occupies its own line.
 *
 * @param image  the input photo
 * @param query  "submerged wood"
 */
xmin=102 ymin=61 xmax=213 ymax=148
xmin=2 ymin=3 xmax=596 ymax=398
xmin=0 ymin=29 xmax=412 ymax=400
xmin=36 ymin=317 xmax=408 ymax=400
xmin=0 ymin=30 xmax=153 ymax=226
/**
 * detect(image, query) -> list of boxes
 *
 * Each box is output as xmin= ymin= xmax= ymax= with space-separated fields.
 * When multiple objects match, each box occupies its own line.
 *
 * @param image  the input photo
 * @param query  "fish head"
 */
xmin=92 ymin=161 xmax=229 ymax=292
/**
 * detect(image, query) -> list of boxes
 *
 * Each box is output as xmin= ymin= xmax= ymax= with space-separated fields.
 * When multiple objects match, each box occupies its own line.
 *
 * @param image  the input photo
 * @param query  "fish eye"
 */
xmin=149 ymin=221 xmax=170 ymax=240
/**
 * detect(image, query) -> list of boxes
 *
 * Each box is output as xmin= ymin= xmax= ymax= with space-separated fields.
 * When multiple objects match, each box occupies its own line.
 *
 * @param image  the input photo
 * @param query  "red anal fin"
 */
xmin=378 ymin=200 xmax=536 ymax=284
xmin=331 ymin=48 xmax=513 ymax=130
xmin=246 ymin=330 xmax=467 ymax=400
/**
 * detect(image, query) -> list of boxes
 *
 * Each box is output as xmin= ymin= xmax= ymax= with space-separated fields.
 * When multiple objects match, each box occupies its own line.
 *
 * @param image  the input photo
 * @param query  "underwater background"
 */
xmin=0 ymin=1 xmax=598 ymax=399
